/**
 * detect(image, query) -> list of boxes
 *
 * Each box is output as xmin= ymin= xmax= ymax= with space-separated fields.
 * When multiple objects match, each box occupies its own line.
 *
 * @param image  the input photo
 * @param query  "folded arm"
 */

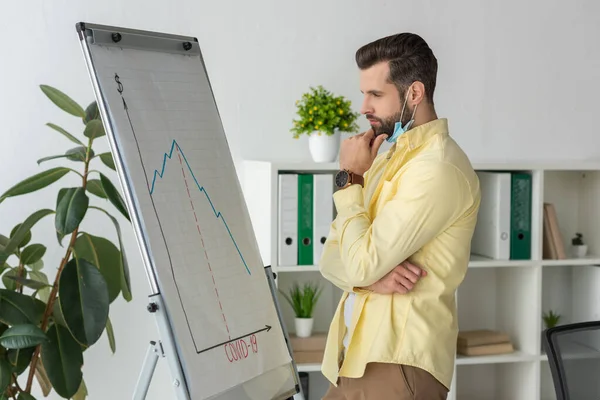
xmin=318 ymin=220 xmax=363 ymax=293
xmin=332 ymin=161 xmax=473 ymax=288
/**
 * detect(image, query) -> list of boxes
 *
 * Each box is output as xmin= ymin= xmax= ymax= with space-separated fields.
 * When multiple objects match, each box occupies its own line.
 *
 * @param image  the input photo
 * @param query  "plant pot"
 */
xmin=295 ymin=317 xmax=314 ymax=338
xmin=308 ymin=131 xmax=340 ymax=162
xmin=572 ymin=244 xmax=588 ymax=258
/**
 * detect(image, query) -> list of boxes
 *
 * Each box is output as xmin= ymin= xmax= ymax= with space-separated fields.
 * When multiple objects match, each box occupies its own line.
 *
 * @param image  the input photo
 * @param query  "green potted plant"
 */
xmin=543 ymin=310 xmax=561 ymax=329
xmin=281 ymin=282 xmax=322 ymax=337
xmin=571 ymin=232 xmax=587 ymax=258
xmin=0 ymin=85 xmax=132 ymax=399
xmin=291 ymin=85 xmax=360 ymax=162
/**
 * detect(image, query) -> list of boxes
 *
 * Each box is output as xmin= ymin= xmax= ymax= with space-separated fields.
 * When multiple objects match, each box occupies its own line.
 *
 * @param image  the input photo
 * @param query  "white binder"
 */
xmin=313 ymin=173 xmax=334 ymax=264
xmin=278 ymin=174 xmax=298 ymax=266
xmin=471 ymin=171 xmax=511 ymax=260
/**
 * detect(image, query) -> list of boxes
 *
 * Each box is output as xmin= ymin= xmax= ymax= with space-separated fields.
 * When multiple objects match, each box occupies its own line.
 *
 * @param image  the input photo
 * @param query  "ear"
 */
xmin=409 ymin=81 xmax=426 ymax=106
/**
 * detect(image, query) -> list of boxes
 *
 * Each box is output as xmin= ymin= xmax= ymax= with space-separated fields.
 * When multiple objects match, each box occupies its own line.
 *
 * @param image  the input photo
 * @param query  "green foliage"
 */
xmin=543 ymin=310 xmax=561 ymax=328
xmin=280 ymin=282 xmax=322 ymax=318
xmin=0 ymin=85 xmax=133 ymax=399
xmin=572 ymin=232 xmax=584 ymax=246
xmin=290 ymin=85 xmax=360 ymax=138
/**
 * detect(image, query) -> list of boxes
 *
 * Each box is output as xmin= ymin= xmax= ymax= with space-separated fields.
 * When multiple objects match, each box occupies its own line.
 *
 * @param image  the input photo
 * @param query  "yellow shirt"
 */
xmin=318 ymin=118 xmax=481 ymax=389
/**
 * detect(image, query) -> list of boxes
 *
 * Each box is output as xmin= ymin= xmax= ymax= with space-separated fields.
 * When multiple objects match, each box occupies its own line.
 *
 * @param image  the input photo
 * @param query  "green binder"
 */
xmin=510 ymin=172 xmax=532 ymax=260
xmin=297 ymin=174 xmax=313 ymax=265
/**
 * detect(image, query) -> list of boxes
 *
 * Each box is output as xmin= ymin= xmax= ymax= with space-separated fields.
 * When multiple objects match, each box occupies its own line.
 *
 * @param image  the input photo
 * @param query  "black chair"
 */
xmin=542 ymin=321 xmax=600 ymax=400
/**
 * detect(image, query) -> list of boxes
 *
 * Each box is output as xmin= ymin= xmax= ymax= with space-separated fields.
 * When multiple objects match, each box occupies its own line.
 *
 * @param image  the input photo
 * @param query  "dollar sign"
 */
xmin=115 ymin=73 xmax=123 ymax=94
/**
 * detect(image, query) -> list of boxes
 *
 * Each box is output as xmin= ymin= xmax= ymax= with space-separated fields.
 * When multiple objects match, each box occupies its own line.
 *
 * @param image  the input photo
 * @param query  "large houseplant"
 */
xmin=0 ymin=85 xmax=132 ymax=399
xmin=291 ymin=86 xmax=360 ymax=162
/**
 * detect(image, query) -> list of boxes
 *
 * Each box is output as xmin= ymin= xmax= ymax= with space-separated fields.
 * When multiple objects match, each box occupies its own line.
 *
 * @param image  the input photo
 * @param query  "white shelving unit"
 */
xmin=241 ymin=159 xmax=600 ymax=400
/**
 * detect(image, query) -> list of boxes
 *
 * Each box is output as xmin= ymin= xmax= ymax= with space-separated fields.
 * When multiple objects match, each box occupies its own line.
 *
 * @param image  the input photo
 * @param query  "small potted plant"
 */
xmin=543 ymin=310 xmax=561 ymax=329
xmin=281 ymin=282 xmax=322 ymax=337
xmin=542 ymin=310 xmax=562 ymax=351
xmin=291 ymin=85 xmax=360 ymax=162
xmin=571 ymin=232 xmax=588 ymax=258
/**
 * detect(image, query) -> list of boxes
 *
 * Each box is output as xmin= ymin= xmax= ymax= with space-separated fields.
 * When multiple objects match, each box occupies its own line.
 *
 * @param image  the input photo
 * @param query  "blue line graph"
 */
xmin=148 ymin=139 xmax=251 ymax=275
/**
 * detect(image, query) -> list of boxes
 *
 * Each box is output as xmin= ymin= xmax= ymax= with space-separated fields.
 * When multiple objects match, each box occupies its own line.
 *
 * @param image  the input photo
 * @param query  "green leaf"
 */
xmin=2 ymin=268 xmax=21 ymax=291
xmin=7 ymin=346 xmax=35 ymax=375
xmin=10 ymin=223 xmax=31 ymax=249
xmin=90 ymin=207 xmax=131 ymax=301
xmin=72 ymin=378 xmax=88 ymax=400
xmin=46 ymin=123 xmax=84 ymax=146
xmin=0 ymin=235 xmax=9 ymax=248
xmin=0 ymin=358 xmax=11 ymax=395
xmin=98 ymin=152 xmax=116 ymax=170
xmin=37 ymin=154 xmax=70 ymax=165
xmin=66 ymin=146 xmax=92 ymax=163
xmin=99 ymin=173 xmax=129 ymax=221
xmin=17 ymin=393 xmax=37 ymax=400
xmin=86 ymin=179 xmax=107 ymax=199
xmin=0 ymin=324 xmax=48 ymax=349
xmin=55 ymin=188 xmax=89 ymax=237
xmin=84 ymin=101 xmax=100 ymax=123
xmin=83 ymin=119 xmax=105 ymax=140
xmin=40 ymin=85 xmax=85 ymax=118
xmin=0 ymin=210 xmax=54 ymax=265
xmin=5 ymin=275 xmax=50 ymax=291
xmin=59 ymin=257 xmax=109 ymax=346
xmin=29 ymin=271 xmax=50 ymax=303
xmin=73 ymin=233 xmax=122 ymax=303
xmin=0 ymin=168 xmax=70 ymax=203
xmin=52 ymin=298 xmax=67 ymax=327
xmin=0 ymin=289 xmax=46 ymax=326
xmin=29 ymin=259 xmax=44 ymax=271
xmin=41 ymin=323 xmax=83 ymax=398
xmin=106 ymin=316 xmax=116 ymax=353
xmin=21 ymin=244 xmax=46 ymax=265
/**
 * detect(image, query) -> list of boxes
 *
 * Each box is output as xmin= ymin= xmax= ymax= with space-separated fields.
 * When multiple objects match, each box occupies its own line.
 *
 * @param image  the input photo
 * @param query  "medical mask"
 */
xmin=386 ymin=86 xmax=418 ymax=143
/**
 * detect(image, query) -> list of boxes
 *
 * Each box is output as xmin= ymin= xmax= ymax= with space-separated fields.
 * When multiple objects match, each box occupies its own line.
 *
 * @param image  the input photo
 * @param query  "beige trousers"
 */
xmin=322 ymin=362 xmax=448 ymax=400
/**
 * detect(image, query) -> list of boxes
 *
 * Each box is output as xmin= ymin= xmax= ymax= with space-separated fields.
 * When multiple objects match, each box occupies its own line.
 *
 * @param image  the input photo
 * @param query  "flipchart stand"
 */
xmin=76 ymin=22 xmax=301 ymax=400
xmin=131 ymin=266 xmax=300 ymax=399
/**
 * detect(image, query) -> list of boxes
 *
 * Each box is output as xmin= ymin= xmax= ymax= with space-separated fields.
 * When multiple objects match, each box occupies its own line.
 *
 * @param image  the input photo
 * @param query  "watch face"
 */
xmin=335 ymin=170 xmax=349 ymax=187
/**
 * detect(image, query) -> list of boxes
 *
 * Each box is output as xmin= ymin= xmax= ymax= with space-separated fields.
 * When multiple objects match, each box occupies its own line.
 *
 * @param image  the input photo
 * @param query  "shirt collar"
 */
xmin=386 ymin=118 xmax=449 ymax=158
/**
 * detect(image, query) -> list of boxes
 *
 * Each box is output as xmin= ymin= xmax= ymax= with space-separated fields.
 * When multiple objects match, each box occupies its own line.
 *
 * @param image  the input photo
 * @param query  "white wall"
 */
xmin=1 ymin=0 xmax=599 ymax=399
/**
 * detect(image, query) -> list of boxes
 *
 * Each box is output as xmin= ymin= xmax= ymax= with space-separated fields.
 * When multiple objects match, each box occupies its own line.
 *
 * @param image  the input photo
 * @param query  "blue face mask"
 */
xmin=386 ymin=86 xmax=418 ymax=143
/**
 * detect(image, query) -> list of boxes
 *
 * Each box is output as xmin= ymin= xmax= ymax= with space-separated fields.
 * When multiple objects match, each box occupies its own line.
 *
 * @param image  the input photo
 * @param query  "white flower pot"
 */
xmin=572 ymin=244 xmax=588 ymax=258
xmin=295 ymin=317 xmax=314 ymax=338
xmin=308 ymin=131 xmax=340 ymax=163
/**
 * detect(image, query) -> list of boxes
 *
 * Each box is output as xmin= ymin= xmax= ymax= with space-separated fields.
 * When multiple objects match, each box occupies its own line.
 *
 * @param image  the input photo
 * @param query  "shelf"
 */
xmin=456 ymin=350 xmax=538 ymax=365
xmin=541 ymin=256 xmax=600 ymax=267
xmin=276 ymin=265 xmax=320 ymax=272
xmin=468 ymin=254 xmax=536 ymax=268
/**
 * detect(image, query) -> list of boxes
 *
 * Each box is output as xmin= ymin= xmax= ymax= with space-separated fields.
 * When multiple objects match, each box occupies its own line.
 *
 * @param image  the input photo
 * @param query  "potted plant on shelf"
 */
xmin=0 ymin=85 xmax=132 ymax=399
xmin=543 ymin=310 xmax=561 ymax=329
xmin=571 ymin=232 xmax=588 ymax=258
xmin=281 ymin=282 xmax=322 ymax=338
xmin=291 ymin=85 xmax=360 ymax=162
xmin=542 ymin=310 xmax=562 ymax=352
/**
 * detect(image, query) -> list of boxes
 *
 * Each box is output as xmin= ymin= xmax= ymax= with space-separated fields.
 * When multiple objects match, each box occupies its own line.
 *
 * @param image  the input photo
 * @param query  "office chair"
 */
xmin=542 ymin=320 xmax=600 ymax=400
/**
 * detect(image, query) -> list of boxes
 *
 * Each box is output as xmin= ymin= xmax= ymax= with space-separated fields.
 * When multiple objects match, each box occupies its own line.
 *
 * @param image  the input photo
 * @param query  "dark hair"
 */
xmin=355 ymin=33 xmax=438 ymax=104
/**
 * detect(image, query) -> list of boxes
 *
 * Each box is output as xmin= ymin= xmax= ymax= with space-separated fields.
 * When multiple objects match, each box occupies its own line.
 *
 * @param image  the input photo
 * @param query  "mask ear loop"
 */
xmin=401 ymin=85 xmax=418 ymax=130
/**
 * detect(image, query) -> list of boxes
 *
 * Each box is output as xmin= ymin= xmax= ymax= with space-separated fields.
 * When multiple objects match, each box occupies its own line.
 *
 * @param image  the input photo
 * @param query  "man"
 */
xmin=319 ymin=32 xmax=481 ymax=399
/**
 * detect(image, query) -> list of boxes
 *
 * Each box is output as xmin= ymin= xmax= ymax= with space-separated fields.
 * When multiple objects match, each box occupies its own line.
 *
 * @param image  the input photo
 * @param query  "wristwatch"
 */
xmin=334 ymin=169 xmax=364 ymax=189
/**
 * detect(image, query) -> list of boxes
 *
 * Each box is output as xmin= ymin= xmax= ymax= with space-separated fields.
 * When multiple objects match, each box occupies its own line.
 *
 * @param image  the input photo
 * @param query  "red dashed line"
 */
xmin=177 ymin=147 xmax=230 ymax=339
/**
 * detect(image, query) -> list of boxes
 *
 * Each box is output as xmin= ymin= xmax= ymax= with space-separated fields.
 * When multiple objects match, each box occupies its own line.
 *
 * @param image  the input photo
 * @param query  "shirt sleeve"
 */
xmin=318 ymin=220 xmax=371 ymax=293
xmin=332 ymin=161 xmax=474 ymax=288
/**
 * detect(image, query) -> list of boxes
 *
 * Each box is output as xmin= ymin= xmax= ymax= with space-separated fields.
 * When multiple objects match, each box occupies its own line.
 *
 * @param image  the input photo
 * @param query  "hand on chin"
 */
xmin=339 ymin=129 xmax=388 ymax=176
